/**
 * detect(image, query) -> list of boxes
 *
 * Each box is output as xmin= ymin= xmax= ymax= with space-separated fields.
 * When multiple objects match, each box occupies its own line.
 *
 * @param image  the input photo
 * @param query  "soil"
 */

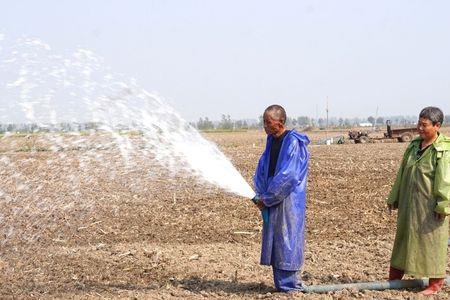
xmin=1 ymin=128 xmax=449 ymax=299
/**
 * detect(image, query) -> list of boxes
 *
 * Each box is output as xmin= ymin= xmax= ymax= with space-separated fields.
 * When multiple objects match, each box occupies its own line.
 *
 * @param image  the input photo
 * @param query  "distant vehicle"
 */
xmin=348 ymin=130 xmax=370 ymax=143
xmin=384 ymin=120 xmax=419 ymax=142
xmin=348 ymin=120 xmax=419 ymax=143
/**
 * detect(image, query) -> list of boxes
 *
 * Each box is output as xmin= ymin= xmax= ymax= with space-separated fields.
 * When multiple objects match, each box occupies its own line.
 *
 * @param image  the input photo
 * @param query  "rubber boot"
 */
xmin=419 ymin=278 xmax=445 ymax=295
xmin=388 ymin=266 xmax=404 ymax=280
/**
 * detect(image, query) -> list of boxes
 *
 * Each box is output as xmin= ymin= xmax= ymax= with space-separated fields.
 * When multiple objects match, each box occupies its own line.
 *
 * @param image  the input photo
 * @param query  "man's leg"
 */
xmin=272 ymin=267 xmax=305 ymax=292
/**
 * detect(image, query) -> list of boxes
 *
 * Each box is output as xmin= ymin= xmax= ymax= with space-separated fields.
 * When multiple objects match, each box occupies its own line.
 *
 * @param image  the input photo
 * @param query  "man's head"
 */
xmin=417 ymin=106 xmax=443 ymax=141
xmin=263 ymin=105 xmax=286 ymax=137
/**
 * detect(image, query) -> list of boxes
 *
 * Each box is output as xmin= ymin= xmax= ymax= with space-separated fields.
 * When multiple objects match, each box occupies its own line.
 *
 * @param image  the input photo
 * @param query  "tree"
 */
xmin=445 ymin=115 xmax=450 ymax=125
xmin=233 ymin=120 xmax=248 ymax=130
xmin=218 ymin=114 xmax=233 ymax=130
xmin=286 ymin=117 xmax=297 ymax=127
xmin=258 ymin=115 xmax=264 ymax=128
xmin=376 ymin=117 xmax=384 ymax=125
xmin=196 ymin=117 xmax=204 ymax=129
xmin=367 ymin=116 xmax=375 ymax=125
xmin=296 ymin=116 xmax=310 ymax=127
xmin=318 ymin=118 xmax=325 ymax=128
xmin=7 ymin=124 xmax=14 ymax=132
xmin=197 ymin=117 xmax=214 ymax=130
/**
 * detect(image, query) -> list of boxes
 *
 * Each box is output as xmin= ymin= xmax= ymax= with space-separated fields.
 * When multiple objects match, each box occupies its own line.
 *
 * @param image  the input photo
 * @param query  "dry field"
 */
xmin=1 ymin=128 xmax=450 ymax=299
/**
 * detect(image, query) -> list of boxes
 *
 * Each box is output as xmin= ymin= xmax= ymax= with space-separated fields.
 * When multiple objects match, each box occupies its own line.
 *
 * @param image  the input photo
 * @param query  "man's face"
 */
xmin=263 ymin=113 xmax=283 ymax=136
xmin=417 ymin=117 xmax=440 ymax=140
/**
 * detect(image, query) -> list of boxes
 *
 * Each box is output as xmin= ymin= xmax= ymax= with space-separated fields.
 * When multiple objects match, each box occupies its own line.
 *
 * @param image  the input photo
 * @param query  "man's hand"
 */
xmin=435 ymin=212 xmax=446 ymax=221
xmin=252 ymin=195 xmax=265 ymax=210
xmin=256 ymin=200 xmax=265 ymax=210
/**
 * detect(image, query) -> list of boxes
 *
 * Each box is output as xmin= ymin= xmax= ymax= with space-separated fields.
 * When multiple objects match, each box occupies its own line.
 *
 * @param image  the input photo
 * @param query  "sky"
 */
xmin=1 ymin=0 xmax=450 ymax=121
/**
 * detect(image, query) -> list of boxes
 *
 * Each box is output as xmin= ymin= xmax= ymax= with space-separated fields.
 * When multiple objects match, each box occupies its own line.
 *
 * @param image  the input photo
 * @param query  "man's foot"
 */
xmin=419 ymin=278 xmax=445 ymax=295
xmin=388 ymin=266 xmax=404 ymax=280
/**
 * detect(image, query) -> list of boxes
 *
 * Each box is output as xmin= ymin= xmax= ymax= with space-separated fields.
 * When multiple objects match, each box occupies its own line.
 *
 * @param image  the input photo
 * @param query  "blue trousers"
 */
xmin=272 ymin=267 xmax=305 ymax=292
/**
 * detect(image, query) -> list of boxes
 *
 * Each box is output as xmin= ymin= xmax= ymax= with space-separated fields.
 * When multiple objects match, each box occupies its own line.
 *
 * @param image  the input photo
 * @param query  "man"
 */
xmin=253 ymin=104 xmax=310 ymax=292
xmin=387 ymin=106 xmax=450 ymax=295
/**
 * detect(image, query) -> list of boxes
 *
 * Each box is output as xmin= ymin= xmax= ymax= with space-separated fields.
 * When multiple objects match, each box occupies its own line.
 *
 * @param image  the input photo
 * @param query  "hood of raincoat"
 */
xmin=434 ymin=133 xmax=450 ymax=151
xmin=268 ymin=129 xmax=310 ymax=147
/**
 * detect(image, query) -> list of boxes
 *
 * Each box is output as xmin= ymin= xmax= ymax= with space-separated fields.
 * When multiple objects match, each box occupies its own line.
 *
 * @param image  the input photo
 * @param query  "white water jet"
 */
xmin=0 ymin=33 xmax=255 ymax=200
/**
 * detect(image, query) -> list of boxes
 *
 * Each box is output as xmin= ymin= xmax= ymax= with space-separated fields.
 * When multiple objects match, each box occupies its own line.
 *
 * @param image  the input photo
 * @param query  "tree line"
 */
xmin=194 ymin=114 xmax=450 ymax=131
xmin=1 ymin=114 xmax=450 ymax=133
xmin=0 ymin=122 xmax=102 ymax=134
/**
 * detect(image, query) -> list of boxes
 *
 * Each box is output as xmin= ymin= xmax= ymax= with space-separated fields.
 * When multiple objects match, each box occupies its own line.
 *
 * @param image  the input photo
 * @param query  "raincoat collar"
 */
xmin=268 ymin=129 xmax=310 ymax=145
xmin=264 ymin=130 xmax=310 ymax=181
xmin=411 ymin=132 xmax=449 ymax=151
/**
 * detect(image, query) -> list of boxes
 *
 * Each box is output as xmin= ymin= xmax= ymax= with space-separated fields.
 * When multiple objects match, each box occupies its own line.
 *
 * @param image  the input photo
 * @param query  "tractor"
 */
xmin=348 ymin=120 xmax=418 ymax=143
xmin=384 ymin=120 xmax=418 ymax=142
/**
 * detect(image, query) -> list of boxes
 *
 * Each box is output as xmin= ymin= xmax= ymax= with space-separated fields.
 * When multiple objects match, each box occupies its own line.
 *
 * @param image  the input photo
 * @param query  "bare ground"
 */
xmin=1 ymin=129 xmax=450 ymax=299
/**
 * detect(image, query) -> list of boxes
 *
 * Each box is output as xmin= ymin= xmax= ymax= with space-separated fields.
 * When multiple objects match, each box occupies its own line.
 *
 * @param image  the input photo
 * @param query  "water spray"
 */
xmin=0 ymin=33 xmax=263 ymax=244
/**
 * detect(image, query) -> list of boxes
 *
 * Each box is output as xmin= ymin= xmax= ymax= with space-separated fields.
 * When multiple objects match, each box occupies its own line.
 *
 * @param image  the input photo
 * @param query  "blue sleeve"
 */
xmin=261 ymin=139 xmax=309 ymax=207
xmin=254 ymin=153 xmax=266 ymax=194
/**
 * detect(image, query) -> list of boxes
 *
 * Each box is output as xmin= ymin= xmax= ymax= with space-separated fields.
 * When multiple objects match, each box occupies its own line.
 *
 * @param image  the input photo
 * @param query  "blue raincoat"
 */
xmin=254 ymin=130 xmax=310 ymax=271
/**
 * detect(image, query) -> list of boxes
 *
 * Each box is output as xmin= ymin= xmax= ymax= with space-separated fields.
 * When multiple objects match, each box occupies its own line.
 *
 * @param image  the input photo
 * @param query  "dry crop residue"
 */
xmin=1 ymin=129 xmax=449 ymax=299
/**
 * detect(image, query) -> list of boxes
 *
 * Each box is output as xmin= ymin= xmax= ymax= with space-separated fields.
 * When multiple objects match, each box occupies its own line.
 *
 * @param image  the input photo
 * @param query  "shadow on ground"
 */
xmin=174 ymin=276 xmax=275 ymax=295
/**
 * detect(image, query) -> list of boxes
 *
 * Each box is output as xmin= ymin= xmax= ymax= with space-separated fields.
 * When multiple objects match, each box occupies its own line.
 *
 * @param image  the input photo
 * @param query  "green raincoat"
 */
xmin=387 ymin=133 xmax=450 ymax=278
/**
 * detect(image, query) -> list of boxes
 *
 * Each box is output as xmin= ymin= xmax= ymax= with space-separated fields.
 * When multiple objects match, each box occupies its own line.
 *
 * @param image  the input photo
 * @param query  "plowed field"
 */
xmin=1 ymin=129 xmax=449 ymax=299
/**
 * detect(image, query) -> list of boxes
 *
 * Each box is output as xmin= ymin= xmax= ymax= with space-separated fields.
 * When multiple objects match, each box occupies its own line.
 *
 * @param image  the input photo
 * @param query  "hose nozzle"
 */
xmin=251 ymin=195 xmax=269 ymax=223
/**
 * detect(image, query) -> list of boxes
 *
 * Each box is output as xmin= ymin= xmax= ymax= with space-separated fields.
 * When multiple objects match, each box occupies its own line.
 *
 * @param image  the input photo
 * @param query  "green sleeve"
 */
xmin=386 ymin=147 xmax=410 ymax=205
xmin=434 ymin=151 xmax=450 ymax=215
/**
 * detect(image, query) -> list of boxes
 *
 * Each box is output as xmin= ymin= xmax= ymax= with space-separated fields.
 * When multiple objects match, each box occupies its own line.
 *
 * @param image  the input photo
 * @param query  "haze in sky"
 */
xmin=1 ymin=0 xmax=449 ymax=121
